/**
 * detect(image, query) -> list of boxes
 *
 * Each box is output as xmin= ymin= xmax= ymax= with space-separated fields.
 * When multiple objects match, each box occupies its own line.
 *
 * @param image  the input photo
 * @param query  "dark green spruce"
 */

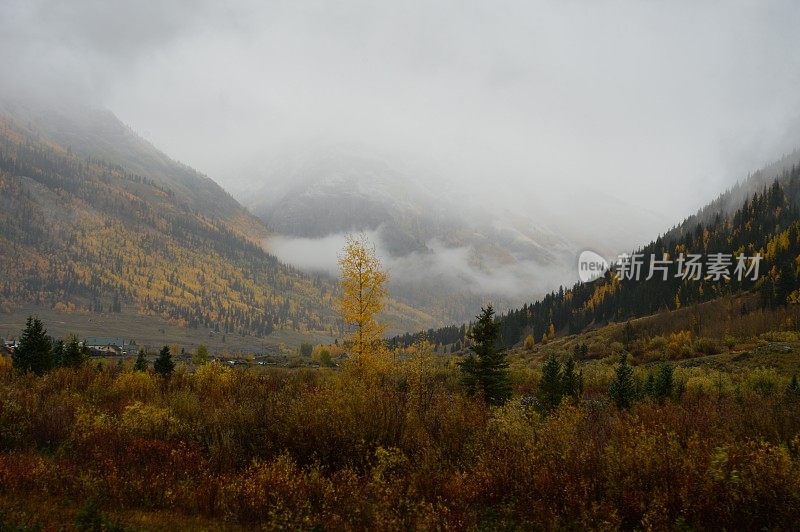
xmin=458 ymin=305 xmax=512 ymax=406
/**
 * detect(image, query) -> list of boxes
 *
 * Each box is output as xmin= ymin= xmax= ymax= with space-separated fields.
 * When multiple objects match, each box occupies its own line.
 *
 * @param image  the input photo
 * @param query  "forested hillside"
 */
xmin=395 ymin=164 xmax=800 ymax=350
xmin=0 ymin=116 xmax=341 ymax=337
xmin=0 ymin=98 xmax=254 ymax=225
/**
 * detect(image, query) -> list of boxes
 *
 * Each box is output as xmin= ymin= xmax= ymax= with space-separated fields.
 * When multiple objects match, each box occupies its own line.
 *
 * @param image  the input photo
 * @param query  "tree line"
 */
xmin=394 ymin=166 xmax=800 ymax=350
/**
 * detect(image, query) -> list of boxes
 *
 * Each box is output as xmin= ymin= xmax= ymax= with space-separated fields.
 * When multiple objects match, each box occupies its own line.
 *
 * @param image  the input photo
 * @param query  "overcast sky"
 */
xmin=3 ymin=0 xmax=800 ymax=222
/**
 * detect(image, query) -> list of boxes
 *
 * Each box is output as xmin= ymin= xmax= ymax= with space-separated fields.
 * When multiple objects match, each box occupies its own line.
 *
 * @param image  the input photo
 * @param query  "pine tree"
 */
xmin=153 ymin=345 xmax=175 ymax=378
xmin=561 ymin=355 xmax=582 ymax=401
xmin=609 ymin=353 xmax=636 ymax=410
xmin=459 ymin=352 xmax=479 ymax=396
xmin=61 ymin=335 xmax=87 ymax=368
xmin=653 ymin=362 xmax=674 ymax=400
xmin=13 ymin=316 xmax=53 ymax=375
xmin=134 ymin=348 xmax=148 ymax=371
xmin=52 ymin=339 xmax=65 ymax=367
xmin=538 ymin=353 xmax=563 ymax=412
xmin=458 ymin=305 xmax=512 ymax=406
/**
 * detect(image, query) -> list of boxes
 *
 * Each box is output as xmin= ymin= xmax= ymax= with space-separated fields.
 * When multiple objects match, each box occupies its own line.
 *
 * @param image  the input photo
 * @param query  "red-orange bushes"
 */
xmin=1 ymin=361 xmax=800 ymax=529
xmin=68 ymin=436 xmax=207 ymax=510
xmin=0 ymin=385 xmax=35 ymax=449
xmin=680 ymin=439 xmax=800 ymax=529
xmin=217 ymin=454 xmax=330 ymax=526
xmin=601 ymin=420 xmax=688 ymax=528
xmin=0 ymin=452 xmax=81 ymax=499
xmin=29 ymin=389 xmax=79 ymax=450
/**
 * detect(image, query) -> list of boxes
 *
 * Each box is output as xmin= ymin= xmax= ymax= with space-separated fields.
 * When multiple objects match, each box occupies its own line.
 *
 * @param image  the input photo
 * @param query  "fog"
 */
xmin=3 ymin=0 xmax=800 ymax=309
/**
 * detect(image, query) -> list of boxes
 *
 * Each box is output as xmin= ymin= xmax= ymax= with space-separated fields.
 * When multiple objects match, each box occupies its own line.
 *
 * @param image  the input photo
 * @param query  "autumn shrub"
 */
xmin=667 ymin=330 xmax=694 ymax=359
xmin=602 ymin=420 xmax=687 ymax=527
xmin=0 ymin=393 xmax=33 ymax=449
xmin=694 ymin=337 xmax=722 ymax=356
xmin=2 ymin=357 xmax=800 ymax=529
xmin=111 ymin=369 xmax=158 ymax=402
xmin=0 ymin=355 xmax=12 ymax=379
xmin=682 ymin=440 xmax=800 ymax=529
xmin=648 ymin=335 xmax=668 ymax=353
xmin=587 ymin=339 xmax=607 ymax=358
xmin=120 ymin=401 xmax=180 ymax=440
xmin=220 ymin=455 xmax=314 ymax=524
xmin=722 ymin=334 xmax=737 ymax=350
xmin=742 ymin=367 xmax=782 ymax=396
xmin=760 ymin=330 xmax=800 ymax=343
xmin=580 ymin=361 xmax=616 ymax=396
xmin=193 ymin=359 xmax=232 ymax=399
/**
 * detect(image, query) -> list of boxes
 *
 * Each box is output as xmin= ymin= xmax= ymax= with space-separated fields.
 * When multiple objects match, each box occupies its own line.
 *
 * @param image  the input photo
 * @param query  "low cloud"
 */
xmin=267 ymin=231 xmax=576 ymax=307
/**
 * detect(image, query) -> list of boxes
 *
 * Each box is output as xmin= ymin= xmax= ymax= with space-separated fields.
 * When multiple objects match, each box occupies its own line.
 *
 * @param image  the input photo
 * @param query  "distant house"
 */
xmin=1 ymin=338 xmax=17 ymax=355
xmin=85 ymin=337 xmax=136 ymax=356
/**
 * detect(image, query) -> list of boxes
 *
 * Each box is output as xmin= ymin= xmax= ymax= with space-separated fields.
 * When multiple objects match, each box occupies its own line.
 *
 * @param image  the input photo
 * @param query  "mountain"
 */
xmin=240 ymin=145 xmax=670 ymax=323
xmin=0 ymin=98 xmax=252 ymax=226
xmin=0 ymin=100 xmax=438 ymax=347
xmin=394 ymin=157 xmax=800 ymax=349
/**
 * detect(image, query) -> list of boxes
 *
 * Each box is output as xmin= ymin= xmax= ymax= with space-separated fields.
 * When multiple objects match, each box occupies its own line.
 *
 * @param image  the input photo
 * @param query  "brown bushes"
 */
xmin=0 ymin=357 xmax=799 ymax=529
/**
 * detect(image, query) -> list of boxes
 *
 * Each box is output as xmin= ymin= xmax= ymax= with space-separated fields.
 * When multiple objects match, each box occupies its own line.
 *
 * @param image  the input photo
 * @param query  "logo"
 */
xmin=577 ymin=250 xmax=610 ymax=282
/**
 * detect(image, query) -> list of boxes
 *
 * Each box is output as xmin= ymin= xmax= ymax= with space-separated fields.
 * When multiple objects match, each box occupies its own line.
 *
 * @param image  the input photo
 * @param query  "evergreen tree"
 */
xmin=134 ymin=348 xmax=148 ymax=371
xmin=609 ymin=353 xmax=636 ymax=410
xmin=538 ymin=353 xmax=563 ymax=412
xmin=459 ymin=352 xmax=479 ymax=396
xmin=13 ymin=316 xmax=53 ymax=375
xmin=61 ymin=335 xmax=87 ymax=368
xmin=561 ymin=355 xmax=582 ymax=401
xmin=52 ymin=339 xmax=65 ymax=367
xmin=458 ymin=305 xmax=512 ymax=406
xmin=653 ymin=362 xmax=674 ymax=400
xmin=153 ymin=345 xmax=175 ymax=378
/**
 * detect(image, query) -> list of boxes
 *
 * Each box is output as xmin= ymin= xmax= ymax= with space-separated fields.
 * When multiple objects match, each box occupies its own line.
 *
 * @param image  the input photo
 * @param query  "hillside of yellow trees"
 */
xmin=0 ymin=114 xmax=437 ymax=341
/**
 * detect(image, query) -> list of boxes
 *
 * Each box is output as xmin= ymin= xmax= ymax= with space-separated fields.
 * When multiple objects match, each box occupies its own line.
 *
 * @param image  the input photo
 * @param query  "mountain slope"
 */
xmin=0 ymin=109 xmax=438 ymax=341
xmin=241 ymin=145 xmax=669 ymax=324
xmin=395 ymin=159 xmax=800 ymax=349
xmin=0 ymin=98 xmax=251 ymax=225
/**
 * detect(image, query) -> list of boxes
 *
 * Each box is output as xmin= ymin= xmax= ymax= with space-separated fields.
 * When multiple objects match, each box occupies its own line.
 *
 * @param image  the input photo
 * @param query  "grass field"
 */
xmin=0 ymin=303 xmax=335 ymax=355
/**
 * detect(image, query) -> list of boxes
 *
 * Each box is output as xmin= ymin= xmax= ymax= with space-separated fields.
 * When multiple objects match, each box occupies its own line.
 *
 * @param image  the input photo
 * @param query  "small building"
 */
xmin=1 ymin=338 xmax=17 ymax=355
xmin=85 ymin=337 xmax=136 ymax=356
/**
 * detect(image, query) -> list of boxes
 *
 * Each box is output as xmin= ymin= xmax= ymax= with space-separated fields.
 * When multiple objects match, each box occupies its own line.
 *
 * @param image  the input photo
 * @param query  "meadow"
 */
xmin=1 ymin=334 xmax=799 ymax=530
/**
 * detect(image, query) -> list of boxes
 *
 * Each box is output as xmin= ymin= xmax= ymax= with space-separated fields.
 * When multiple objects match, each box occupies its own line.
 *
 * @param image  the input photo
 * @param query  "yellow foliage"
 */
xmin=120 ymin=401 xmax=179 ymax=439
xmin=666 ymin=330 xmax=693 ymax=359
xmin=0 ymin=355 xmax=12 ymax=378
xmin=524 ymin=334 xmax=535 ymax=351
xmin=338 ymin=234 xmax=389 ymax=367
xmin=112 ymin=371 xmax=158 ymax=401
xmin=72 ymin=406 xmax=115 ymax=441
xmin=194 ymin=360 xmax=232 ymax=397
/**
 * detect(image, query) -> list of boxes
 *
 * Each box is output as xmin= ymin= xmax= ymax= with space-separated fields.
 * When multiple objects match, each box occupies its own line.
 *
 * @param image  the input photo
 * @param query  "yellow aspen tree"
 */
xmin=338 ymin=234 xmax=388 ymax=366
